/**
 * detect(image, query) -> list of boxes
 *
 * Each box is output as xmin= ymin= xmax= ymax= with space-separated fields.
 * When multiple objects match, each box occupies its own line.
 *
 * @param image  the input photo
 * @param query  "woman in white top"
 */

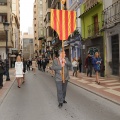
xmin=15 ymin=55 xmax=23 ymax=88
xmin=32 ymin=58 xmax=37 ymax=75
xmin=72 ymin=58 xmax=78 ymax=77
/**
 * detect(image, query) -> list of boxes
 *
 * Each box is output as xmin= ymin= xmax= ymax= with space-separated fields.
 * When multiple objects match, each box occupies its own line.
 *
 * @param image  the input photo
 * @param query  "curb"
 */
xmin=68 ymin=80 xmax=120 ymax=106
xmin=0 ymin=78 xmax=16 ymax=106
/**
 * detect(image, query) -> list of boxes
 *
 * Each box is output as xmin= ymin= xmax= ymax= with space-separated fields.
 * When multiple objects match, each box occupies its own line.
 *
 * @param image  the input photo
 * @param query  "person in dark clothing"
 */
xmin=0 ymin=62 xmax=4 ymax=89
xmin=37 ymin=58 xmax=41 ymax=70
xmin=85 ymin=53 xmax=93 ymax=77
xmin=78 ymin=57 xmax=82 ymax=72
xmin=26 ymin=59 xmax=30 ymax=71
xmin=42 ymin=58 xmax=46 ymax=72
xmin=23 ymin=58 xmax=27 ymax=83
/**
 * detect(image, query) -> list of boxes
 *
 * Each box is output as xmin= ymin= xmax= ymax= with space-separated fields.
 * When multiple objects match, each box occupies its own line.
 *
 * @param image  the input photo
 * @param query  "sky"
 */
xmin=20 ymin=0 xmax=34 ymax=33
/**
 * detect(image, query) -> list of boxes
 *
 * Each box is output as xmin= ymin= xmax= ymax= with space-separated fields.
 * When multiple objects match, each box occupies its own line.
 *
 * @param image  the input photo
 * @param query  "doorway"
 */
xmin=111 ymin=34 xmax=119 ymax=75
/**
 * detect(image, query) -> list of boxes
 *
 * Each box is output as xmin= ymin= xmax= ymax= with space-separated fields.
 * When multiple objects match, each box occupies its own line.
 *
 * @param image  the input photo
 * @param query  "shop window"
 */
xmin=0 ymin=14 xmax=7 ymax=23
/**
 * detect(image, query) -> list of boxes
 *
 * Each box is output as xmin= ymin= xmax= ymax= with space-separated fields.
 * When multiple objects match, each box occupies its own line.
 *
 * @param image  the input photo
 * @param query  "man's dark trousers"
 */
xmin=56 ymin=80 xmax=68 ymax=103
xmin=87 ymin=65 xmax=92 ymax=76
xmin=0 ymin=74 xmax=3 ymax=87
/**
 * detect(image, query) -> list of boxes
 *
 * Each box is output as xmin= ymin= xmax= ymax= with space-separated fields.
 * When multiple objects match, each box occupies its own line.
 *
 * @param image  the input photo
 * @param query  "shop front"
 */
xmin=82 ymin=36 xmax=104 ymax=73
xmin=68 ymin=35 xmax=82 ymax=62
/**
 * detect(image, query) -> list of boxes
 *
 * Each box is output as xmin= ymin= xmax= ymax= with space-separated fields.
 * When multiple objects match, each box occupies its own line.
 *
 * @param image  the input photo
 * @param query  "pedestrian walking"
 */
xmin=37 ymin=58 xmax=41 ymax=70
xmin=32 ymin=58 xmax=37 ymax=75
xmin=42 ymin=58 xmax=46 ymax=72
xmin=51 ymin=50 xmax=71 ymax=108
xmin=92 ymin=52 xmax=102 ymax=85
xmin=72 ymin=58 xmax=78 ymax=77
xmin=0 ymin=61 xmax=4 ymax=89
xmin=26 ymin=59 xmax=30 ymax=71
xmin=85 ymin=53 xmax=93 ymax=77
xmin=15 ymin=55 xmax=23 ymax=88
xmin=22 ymin=58 xmax=27 ymax=83
xmin=78 ymin=57 xmax=82 ymax=72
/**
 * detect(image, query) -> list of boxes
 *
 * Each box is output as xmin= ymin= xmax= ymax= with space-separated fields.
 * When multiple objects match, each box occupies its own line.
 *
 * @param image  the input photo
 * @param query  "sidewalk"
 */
xmin=0 ymin=69 xmax=15 ymax=105
xmin=69 ymin=71 xmax=120 ymax=105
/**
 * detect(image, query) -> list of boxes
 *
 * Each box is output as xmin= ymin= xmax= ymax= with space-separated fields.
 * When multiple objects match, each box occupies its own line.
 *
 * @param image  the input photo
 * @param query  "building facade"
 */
xmin=33 ymin=0 xmax=44 ymax=58
xmin=22 ymin=33 xmax=34 ymax=59
xmin=80 ymin=0 xmax=104 ymax=73
xmin=67 ymin=0 xmax=83 ymax=62
xmin=0 ymin=0 xmax=13 ymax=60
xmin=102 ymin=0 xmax=120 ymax=78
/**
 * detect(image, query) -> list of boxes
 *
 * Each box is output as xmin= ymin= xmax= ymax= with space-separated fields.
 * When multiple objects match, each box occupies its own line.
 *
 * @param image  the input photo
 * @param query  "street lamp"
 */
xmin=3 ymin=22 xmax=10 ymax=81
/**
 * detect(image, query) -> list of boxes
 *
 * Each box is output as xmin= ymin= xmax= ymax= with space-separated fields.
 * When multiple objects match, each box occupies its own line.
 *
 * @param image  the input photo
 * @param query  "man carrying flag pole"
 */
xmin=51 ymin=0 xmax=76 ymax=108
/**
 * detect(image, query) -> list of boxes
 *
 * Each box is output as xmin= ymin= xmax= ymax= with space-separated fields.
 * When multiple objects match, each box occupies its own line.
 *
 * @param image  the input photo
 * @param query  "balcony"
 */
xmin=102 ymin=0 xmax=120 ymax=28
xmin=88 ymin=22 xmax=101 ymax=37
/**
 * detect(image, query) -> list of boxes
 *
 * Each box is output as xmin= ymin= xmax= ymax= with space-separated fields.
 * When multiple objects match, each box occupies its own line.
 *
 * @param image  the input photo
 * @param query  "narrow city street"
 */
xmin=0 ymin=70 xmax=120 ymax=120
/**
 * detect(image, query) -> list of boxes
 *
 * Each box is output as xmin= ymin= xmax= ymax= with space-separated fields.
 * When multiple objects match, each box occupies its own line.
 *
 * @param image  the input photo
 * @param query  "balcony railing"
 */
xmin=88 ymin=22 xmax=101 ymax=37
xmin=102 ymin=0 xmax=120 ymax=27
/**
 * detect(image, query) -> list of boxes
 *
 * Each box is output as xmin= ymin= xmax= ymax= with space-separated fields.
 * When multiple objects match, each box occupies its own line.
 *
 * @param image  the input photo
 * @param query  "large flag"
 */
xmin=51 ymin=9 xmax=76 ymax=40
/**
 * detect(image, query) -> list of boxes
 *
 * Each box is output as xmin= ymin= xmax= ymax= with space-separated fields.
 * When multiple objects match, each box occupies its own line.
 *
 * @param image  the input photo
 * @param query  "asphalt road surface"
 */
xmin=0 ymin=70 xmax=120 ymax=120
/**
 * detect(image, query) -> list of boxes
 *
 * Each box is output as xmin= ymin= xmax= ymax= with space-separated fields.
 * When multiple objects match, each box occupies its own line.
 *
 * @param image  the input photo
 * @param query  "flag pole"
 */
xmin=61 ymin=0 xmax=65 ymax=83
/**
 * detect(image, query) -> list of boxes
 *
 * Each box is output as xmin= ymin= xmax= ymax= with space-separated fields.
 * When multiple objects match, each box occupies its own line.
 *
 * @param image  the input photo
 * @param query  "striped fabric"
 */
xmin=51 ymin=9 xmax=76 ymax=41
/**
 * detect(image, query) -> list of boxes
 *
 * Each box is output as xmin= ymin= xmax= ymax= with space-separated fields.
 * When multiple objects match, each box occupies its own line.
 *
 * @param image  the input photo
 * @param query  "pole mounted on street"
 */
xmin=3 ymin=22 xmax=10 ymax=81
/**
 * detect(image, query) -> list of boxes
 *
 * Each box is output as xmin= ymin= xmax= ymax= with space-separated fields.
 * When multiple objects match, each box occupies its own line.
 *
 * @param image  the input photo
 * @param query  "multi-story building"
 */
xmin=33 ymin=0 xmax=44 ymax=58
xmin=8 ymin=0 xmax=20 ymax=68
xmin=67 ymin=0 xmax=83 ymax=61
xmin=42 ymin=0 xmax=53 ymax=58
xmin=102 ymin=0 xmax=120 ymax=78
xmin=12 ymin=0 xmax=20 ymax=49
xmin=80 ymin=0 xmax=104 ymax=73
xmin=0 ymin=0 xmax=13 ymax=60
xmin=22 ymin=33 xmax=34 ymax=59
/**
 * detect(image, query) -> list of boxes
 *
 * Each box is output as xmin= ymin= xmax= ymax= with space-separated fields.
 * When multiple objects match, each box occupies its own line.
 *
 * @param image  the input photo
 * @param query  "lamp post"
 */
xmin=3 ymin=22 xmax=10 ymax=81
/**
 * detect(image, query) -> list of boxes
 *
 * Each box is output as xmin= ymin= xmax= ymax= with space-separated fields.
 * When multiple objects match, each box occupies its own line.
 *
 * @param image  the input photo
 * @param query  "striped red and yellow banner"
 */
xmin=51 ymin=9 xmax=76 ymax=41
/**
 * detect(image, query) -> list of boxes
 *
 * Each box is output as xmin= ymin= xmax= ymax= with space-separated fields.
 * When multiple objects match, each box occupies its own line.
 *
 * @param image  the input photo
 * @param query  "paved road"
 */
xmin=0 ymin=70 xmax=120 ymax=120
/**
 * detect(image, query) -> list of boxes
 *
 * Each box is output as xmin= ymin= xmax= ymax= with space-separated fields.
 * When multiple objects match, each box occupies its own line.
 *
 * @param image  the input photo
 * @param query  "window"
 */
xmin=0 ymin=14 xmax=7 ymax=23
xmin=0 ymin=0 xmax=7 ymax=5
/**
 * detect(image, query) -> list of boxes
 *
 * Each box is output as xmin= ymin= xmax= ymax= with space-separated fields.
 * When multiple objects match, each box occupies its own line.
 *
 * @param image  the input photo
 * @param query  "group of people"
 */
xmin=85 ymin=52 xmax=104 ymax=85
xmin=0 ymin=50 xmax=104 ymax=108
xmin=15 ymin=56 xmax=50 ymax=88
xmin=72 ymin=52 xmax=104 ymax=85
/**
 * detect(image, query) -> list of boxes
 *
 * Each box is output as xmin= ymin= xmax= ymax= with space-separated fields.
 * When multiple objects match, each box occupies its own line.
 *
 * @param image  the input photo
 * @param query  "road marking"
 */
xmin=77 ymin=79 xmax=89 ymax=83
xmin=107 ymin=83 xmax=120 ymax=85
xmin=108 ymin=86 xmax=120 ymax=89
xmin=89 ymin=83 xmax=105 ymax=88
xmin=104 ymin=89 xmax=120 ymax=97
xmin=101 ymin=80 xmax=118 ymax=83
